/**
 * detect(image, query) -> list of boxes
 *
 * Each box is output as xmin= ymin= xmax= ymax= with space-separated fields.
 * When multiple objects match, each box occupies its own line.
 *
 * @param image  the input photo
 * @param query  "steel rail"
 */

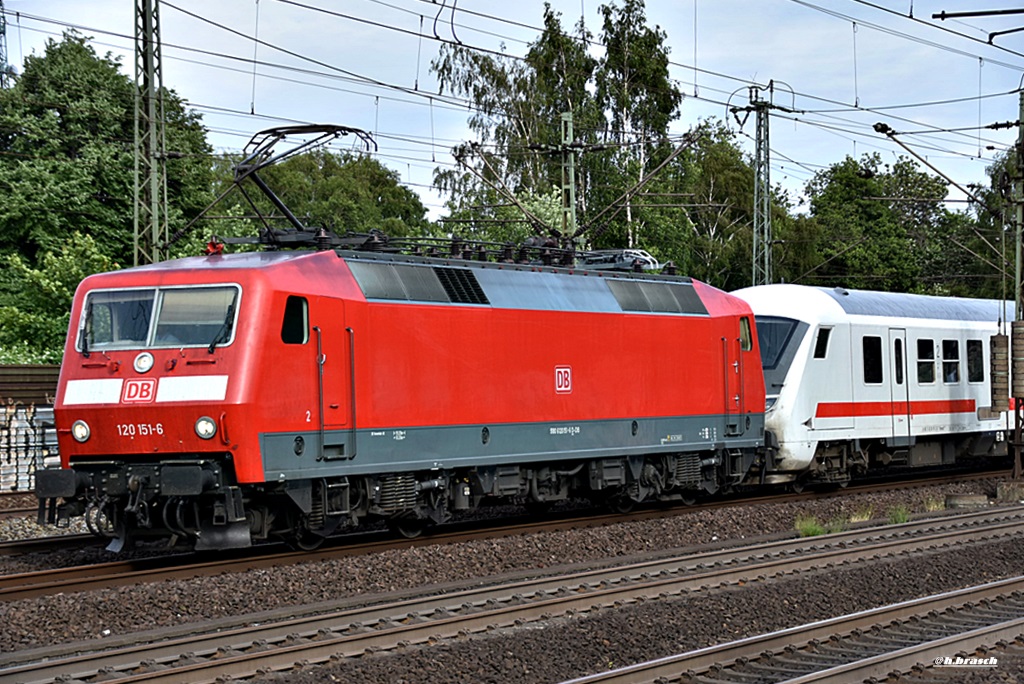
xmin=560 ymin=577 xmax=1024 ymax=684
xmin=4 ymin=508 xmax=1024 ymax=683
xmin=1 ymin=497 xmax=1021 ymax=603
xmin=0 ymin=466 xmax=1009 ymax=599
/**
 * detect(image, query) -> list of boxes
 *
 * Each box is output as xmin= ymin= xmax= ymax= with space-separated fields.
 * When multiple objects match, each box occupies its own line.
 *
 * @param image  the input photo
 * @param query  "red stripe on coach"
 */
xmin=815 ymin=399 xmax=976 ymax=419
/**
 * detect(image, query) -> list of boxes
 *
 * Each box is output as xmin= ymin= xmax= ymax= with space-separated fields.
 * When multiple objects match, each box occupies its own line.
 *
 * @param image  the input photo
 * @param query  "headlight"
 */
xmin=195 ymin=416 xmax=217 ymax=440
xmin=72 ymin=420 xmax=91 ymax=443
xmin=765 ymin=396 xmax=779 ymax=411
xmin=134 ymin=352 xmax=154 ymax=373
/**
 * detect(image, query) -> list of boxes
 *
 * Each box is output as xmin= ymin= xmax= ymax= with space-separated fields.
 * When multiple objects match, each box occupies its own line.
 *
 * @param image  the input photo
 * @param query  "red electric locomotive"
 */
xmin=36 ymin=246 xmax=766 ymax=550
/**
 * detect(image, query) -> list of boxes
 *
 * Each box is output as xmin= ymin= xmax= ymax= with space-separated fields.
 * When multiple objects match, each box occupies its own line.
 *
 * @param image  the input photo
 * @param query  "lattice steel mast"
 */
xmin=751 ymin=89 xmax=771 ymax=286
xmin=0 ymin=0 xmax=9 ymax=88
xmin=133 ymin=0 xmax=169 ymax=265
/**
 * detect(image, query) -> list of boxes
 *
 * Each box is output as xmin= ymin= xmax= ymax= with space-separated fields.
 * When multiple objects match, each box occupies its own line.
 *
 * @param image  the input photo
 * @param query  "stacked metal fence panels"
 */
xmin=0 ymin=405 xmax=56 ymax=492
xmin=0 ymin=365 xmax=60 ymax=493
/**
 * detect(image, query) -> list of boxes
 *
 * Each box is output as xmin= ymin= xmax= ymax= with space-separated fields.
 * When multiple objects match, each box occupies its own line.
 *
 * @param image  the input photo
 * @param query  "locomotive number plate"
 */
xmin=117 ymin=423 xmax=165 ymax=437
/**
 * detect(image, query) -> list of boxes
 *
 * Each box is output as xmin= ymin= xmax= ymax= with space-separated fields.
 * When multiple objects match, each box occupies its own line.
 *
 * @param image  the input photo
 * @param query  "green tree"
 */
xmin=959 ymin=150 xmax=1018 ymax=299
xmin=591 ymin=0 xmax=681 ymax=248
xmin=0 ymin=31 xmax=211 ymax=265
xmin=433 ymin=3 xmax=601 ymax=231
xmin=224 ymin=149 xmax=432 ymax=239
xmin=0 ymin=32 xmax=212 ymax=360
xmin=800 ymin=154 xmax=949 ymax=292
xmin=0 ymin=233 xmax=116 ymax=361
xmin=649 ymin=120 xmax=758 ymax=289
xmin=432 ymin=0 xmax=688 ymax=257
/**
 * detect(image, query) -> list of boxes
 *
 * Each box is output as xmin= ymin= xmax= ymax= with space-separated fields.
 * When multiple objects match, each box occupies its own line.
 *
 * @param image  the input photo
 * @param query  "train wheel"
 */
xmin=388 ymin=518 xmax=426 ymax=539
xmin=291 ymin=530 xmax=326 ymax=551
xmin=607 ymin=494 xmax=635 ymax=514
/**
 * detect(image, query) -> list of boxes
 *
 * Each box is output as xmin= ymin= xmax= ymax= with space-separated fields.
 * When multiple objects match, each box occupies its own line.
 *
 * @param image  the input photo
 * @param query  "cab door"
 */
xmin=723 ymin=317 xmax=752 ymax=437
xmin=311 ymin=296 xmax=349 ymax=430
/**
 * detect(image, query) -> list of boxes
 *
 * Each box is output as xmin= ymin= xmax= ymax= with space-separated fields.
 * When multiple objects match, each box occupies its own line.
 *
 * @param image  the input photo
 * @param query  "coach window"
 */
xmin=967 ymin=339 xmax=984 ymax=383
xmin=863 ymin=336 xmax=883 ymax=384
xmin=917 ymin=339 xmax=935 ymax=384
xmin=894 ymin=338 xmax=904 ymax=385
xmin=281 ymin=296 xmax=309 ymax=344
xmin=942 ymin=339 xmax=960 ymax=383
xmin=739 ymin=317 xmax=752 ymax=351
xmin=813 ymin=327 xmax=831 ymax=359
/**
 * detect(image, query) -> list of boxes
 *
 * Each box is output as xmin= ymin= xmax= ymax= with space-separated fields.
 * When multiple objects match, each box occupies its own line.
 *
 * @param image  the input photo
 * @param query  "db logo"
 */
xmin=555 ymin=366 xmax=572 ymax=394
xmin=122 ymin=379 xmax=157 ymax=403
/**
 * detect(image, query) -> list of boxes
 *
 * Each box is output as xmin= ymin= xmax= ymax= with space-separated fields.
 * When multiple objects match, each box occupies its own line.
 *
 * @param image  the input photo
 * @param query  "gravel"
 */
xmin=266 ymin=537 xmax=1024 ymax=684
xmin=1 ymin=478 xmax=1020 ymax=682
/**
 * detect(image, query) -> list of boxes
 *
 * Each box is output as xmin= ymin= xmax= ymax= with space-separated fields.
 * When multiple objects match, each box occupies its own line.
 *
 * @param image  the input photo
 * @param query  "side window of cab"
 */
xmin=281 ymin=296 xmax=309 ymax=344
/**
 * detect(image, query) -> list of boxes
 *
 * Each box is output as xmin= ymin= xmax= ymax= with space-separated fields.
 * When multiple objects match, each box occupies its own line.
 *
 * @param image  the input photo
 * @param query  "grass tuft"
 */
xmin=795 ymin=514 xmax=826 ymax=537
xmin=887 ymin=505 xmax=911 ymax=525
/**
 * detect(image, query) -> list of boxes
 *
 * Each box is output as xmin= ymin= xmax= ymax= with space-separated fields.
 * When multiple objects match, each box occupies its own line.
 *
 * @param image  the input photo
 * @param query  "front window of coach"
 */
xmin=79 ymin=285 xmax=241 ymax=352
xmin=754 ymin=316 xmax=806 ymax=411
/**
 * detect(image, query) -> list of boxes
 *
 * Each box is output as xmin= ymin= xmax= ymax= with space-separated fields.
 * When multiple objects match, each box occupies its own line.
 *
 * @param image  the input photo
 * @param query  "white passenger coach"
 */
xmin=733 ymin=284 xmax=1012 ymax=487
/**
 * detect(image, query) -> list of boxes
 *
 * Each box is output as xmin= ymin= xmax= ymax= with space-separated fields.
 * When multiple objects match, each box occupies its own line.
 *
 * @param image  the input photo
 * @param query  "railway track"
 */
xmin=0 ymin=492 xmax=36 ymax=522
xmin=0 ymin=469 xmax=1009 ymax=602
xmin=0 ymin=468 xmax=1011 ymax=601
xmin=3 ymin=506 xmax=1024 ymax=683
xmin=563 ymin=578 xmax=1024 ymax=684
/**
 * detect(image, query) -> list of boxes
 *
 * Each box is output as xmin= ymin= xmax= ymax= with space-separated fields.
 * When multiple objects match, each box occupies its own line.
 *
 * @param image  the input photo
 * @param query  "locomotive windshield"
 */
xmin=79 ymin=285 xmax=240 ymax=351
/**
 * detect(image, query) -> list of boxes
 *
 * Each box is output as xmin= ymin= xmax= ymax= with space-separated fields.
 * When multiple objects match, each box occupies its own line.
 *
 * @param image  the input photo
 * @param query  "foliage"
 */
xmin=887 ymin=505 xmax=911 ymax=525
xmin=432 ymin=0 xmax=699 ymax=262
xmin=795 ymin=513 xmax=847 ymax=537
xmin=794 ymin=153 xmax=969 ymax=293
xmin=0 ymin=32 xmax=212 ymax=266
xmin=794 ymin=514 xmax=825 ymax=537
xmin=0 ymin=32 xmax=212 ymax=362
xmin=849 ymin=507 xmax=875 ymax=523
xmin=0 ymin=233 xmax=116 ymax=358
xmin=641 ymin=120 xmax=761 ymax=289
xmin=222 ymin=149 xmax=433 ymax=240
xmin=0 ymin=341 xmax=62 ymax=365
xmin=962 ymin=149 xmax=1018 ymax=300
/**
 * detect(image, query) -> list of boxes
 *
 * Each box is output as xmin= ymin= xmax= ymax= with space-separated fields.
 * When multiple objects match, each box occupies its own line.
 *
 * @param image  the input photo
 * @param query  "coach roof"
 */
xmin=822 ymin=287 xmax=1010 ymax=323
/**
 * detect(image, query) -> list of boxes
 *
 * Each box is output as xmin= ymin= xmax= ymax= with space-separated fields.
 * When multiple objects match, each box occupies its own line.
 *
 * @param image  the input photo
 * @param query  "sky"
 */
xmin=4 ymin=0 xmax=1024 ymax=222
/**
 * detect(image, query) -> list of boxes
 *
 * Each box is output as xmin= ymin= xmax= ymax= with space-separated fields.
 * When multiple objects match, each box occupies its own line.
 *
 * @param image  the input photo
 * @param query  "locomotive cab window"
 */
xmin=281 ymin=296 xmax=309 ymax=344
xmin=916 ymin=339 xmax=935 ymax=384
xmin=942 ymin=339 xmax=960 ymax=383
xmin=862 ymin=336 xmax=883 ymax=384
xmin=79 ymin=285 xmax=240 ymax=351
xmin=967 ymin=339 xmax=984 ymax=383
xmin=813 ymin=327 xmax=831 ymax=359
xmin=739 ymin=317 xmax=752 ymax=352
xmin=82 ymin=289 xmax=153 ymax=349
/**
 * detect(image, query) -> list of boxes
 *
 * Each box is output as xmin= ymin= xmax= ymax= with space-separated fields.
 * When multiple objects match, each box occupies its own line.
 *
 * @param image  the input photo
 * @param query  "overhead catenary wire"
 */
xmin=6 ymin=3 xmax=1016 ymax=174
xmin=3 ymin=1 xmax=1021 ymax=231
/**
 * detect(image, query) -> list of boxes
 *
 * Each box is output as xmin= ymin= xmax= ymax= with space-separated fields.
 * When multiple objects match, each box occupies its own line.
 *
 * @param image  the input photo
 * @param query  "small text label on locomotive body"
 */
xmin=555 ymin=366 xmax=572 ymax=394
xmin=550 ymin=425 xmax=580 ymax=436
